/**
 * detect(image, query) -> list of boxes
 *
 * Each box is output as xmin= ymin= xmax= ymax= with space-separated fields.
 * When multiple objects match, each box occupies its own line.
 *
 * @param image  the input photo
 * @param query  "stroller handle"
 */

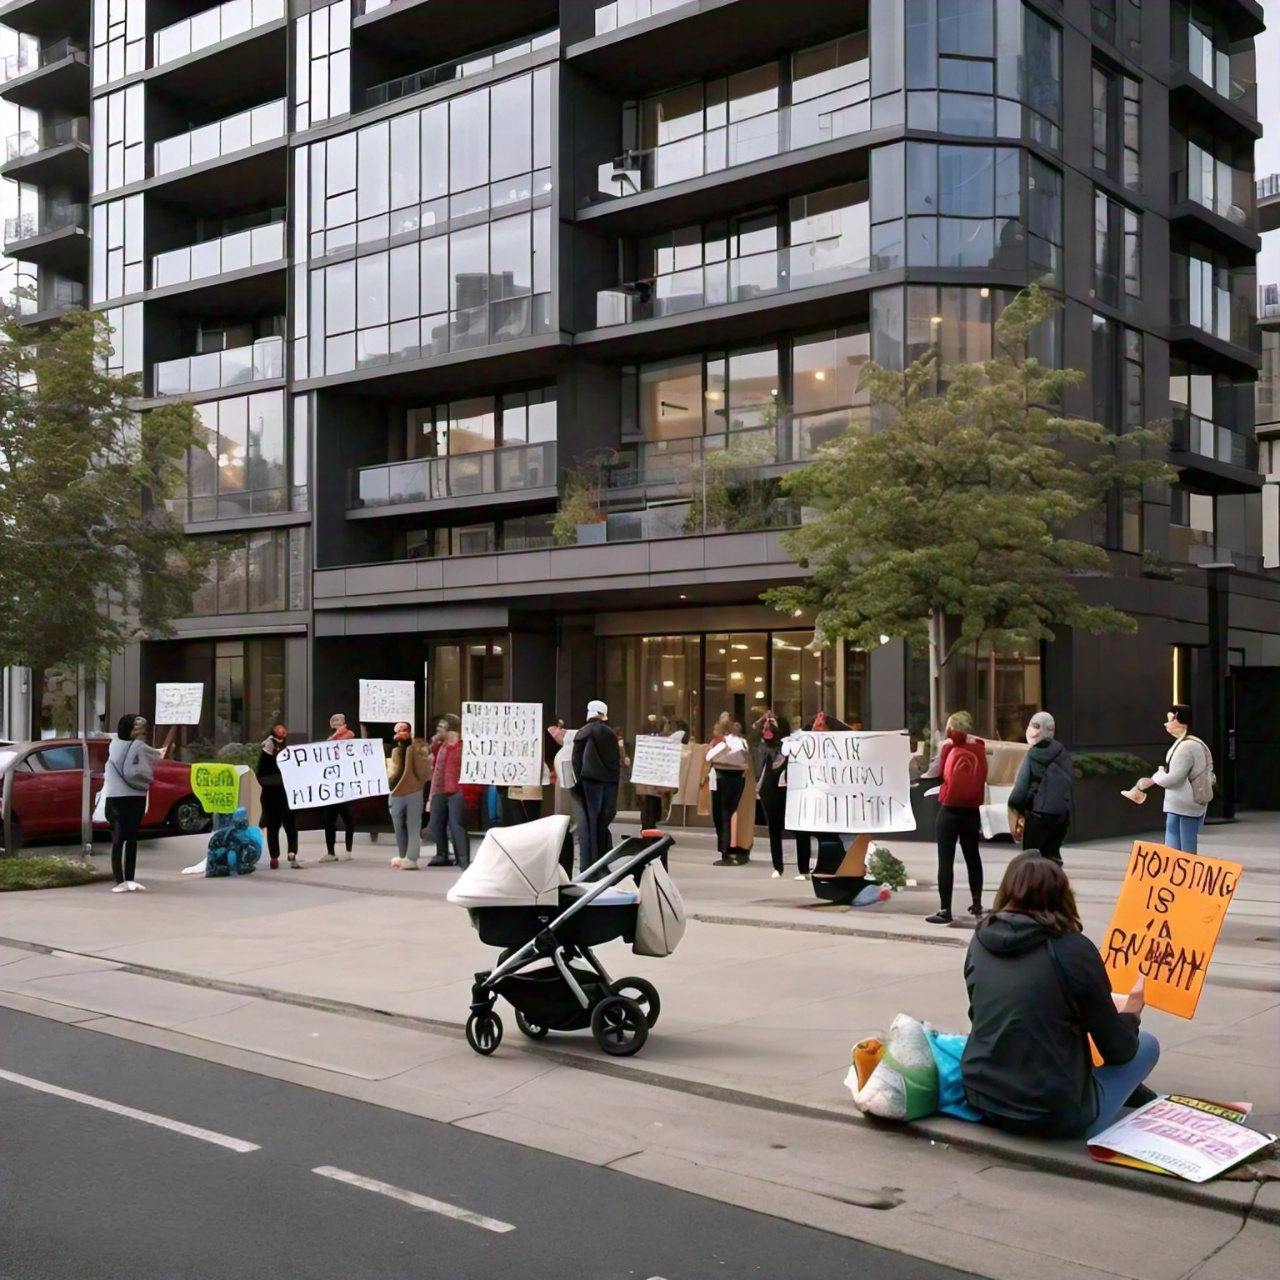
xmin=574 ymin=831 xmax=671 ymax=885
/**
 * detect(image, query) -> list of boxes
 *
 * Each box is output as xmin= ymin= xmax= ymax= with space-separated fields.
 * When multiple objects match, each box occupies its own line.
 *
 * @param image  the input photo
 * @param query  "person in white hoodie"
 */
xmin=1136 ymin=704 xmax=1214 ymax=853
xmin=102 ymin=713 xmax=163 ymax=892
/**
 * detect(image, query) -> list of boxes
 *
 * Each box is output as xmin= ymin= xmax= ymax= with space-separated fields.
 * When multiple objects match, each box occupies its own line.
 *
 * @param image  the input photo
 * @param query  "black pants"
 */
xmin=260 ymin=786 xmax=298 ymax=859
xmin=639 ymin=793 xmax=663 ymax=831
xmin=322 ymin=802 xmax=353 ymax=854
xmin=580 ymin=779 xmax=618 ymax=875
xmin=713 ymin=770 xmax=745 ymax=858
xmin=792 ymin=831 xmax=813 ymax=876
xmin=105 ymin=796 xmax=146 ymax=885
xmin=761 ymin=783 xmax=787 ymax=872
xmin=1023 ymin=812 xmax=1070 ymax=865
xmin=936 ymin=804 xmax=983 ymax=914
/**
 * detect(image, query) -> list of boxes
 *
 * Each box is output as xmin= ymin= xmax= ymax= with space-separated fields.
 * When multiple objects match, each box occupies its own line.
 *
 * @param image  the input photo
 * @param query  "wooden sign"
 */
xmin=1101 ymin=841 xmax=1242 ymax=1019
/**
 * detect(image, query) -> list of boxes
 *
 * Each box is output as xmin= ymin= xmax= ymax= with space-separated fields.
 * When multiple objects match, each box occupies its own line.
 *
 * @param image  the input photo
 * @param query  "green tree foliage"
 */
xmin=0 ymin=310 xmax=209 ymax=694
xmin=765 ymin=284 xmax=1174 ymax=686
xmin=683 ymin=429 xmax=795 ymax=535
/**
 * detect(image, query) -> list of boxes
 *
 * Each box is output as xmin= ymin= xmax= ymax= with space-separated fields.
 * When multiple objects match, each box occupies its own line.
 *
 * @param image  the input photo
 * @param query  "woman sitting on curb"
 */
xmin=961 ymin=852 xmax=1159 ymax=1140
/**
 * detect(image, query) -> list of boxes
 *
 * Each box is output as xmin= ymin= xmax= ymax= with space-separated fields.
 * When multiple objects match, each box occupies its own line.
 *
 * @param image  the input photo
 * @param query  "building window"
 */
xmin=92 ymin=0 xmax=146 ymax=88
xmin=405 ymin=516 xmax=554 ymax=560
xmin=190 ymin=529 xmax=308 ymax=616
xmin=1091 ymin=316 xmax=1143 ymax=432
xmin=91 ymin=84 xmax=144 ymax=195
xmin=404 ymin=389 xmax=556 ymax=460
xmin=1173 ymin=133 xmax=1252 ymax=226
xmin=294 ymin=0 xmax=351 ymax=131
xmin=176 ymin=391 xmax=289 ymax=522
xmin=100 ymin=304 xmax=143 ymax=376
xmin=90 ymin=196 xmax=144 ymax=304
xmin=1171 ymin=247 xmax=1253 ymax=346
xmin=1169 ymin=486 xmax=1215 ymax=564
xmin=1091 ymin=63 xmax=1140 ymax=188
xmin=1093 ymin=190 xmax=1141 ymax=305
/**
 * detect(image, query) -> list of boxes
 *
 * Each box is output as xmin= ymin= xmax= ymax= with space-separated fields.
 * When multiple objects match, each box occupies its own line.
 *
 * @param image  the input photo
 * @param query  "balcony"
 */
xmin=152 ymin=0 xmax=285 ymax=67
xmin=151 ymin=220 xmax=285 ymax=291
xmin=593 ymin=0 xmax=695 ymax=37
xmin=1 ymin=116 xmax=88 ymax=184
xmin=0 ymin=36 xmax=88 ymax=111
xmin=3 ymin=201 xmax=87 ymax=269
xmin=152 ymin=99 xmax=286 ymax=179
xmin=153 ymin=335 xmax=284 ymax=397
xmin=349 ymin=442 xmax=557 ymax=516
xmin=1169 ymin=413 xmax=1261 ymax=495
xmin=1260 ymin=173 xmax=1280 ymax=235
xmin=1171 ymin=37 xmax=1260 ymax=136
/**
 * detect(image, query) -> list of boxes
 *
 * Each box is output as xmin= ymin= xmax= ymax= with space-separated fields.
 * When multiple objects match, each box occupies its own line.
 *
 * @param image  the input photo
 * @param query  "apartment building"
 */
xmin=1 ymin=0 xmax=1276 ymax=806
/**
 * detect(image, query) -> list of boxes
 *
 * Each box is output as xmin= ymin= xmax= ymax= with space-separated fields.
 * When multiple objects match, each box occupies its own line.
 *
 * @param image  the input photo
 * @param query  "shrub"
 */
xmin=868 ymin=844 xmax=908 ymax=892
xmin=1073 ymin=752 xmax=1153 ymax=778
xmin=216 ymin=742 xmax=262 ymax=767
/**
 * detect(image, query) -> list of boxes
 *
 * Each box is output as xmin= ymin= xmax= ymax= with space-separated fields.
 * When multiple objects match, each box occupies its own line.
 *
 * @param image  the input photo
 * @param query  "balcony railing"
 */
xmin=1171 ymin=169 xmax=1253 ymax=229
xmin=1182 ymin=30 xmax=1257 ymax=116
xmin=152 ymin=99 xmax=286 ymax=176
xmin=1172 ymin=413 xmax=1258 ymax=472
xmin=594 ymin=76 xmax=869 ymax=201
xmin=4 ymin=202 xmax=87 ymax=242
xmin=351 ymin=441 xmax=557 ymax=510
xmin=1 ymin=37 xmax=86 ymax=81
xmin=594 ymin=0 xmax=695 ymax=36
xmin=152 ymin=220 xmax=285 ymax=289
xmin=153 ymin=335 xmax=284 ymax=396
xmin=4 ymin=117 xmax=89 ymax=162
xmin=1259 ymin=173 xmax=1280 ymax=201
xmin=153 ymin=0 xmax=285 ymax=67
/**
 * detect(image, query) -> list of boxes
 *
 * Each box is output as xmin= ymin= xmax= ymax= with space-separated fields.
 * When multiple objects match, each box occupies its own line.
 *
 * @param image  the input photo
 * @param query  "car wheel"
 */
xmin=0 ymin=815 xmax=23 ymax=856
xmin=169 ymin=797 xmax=209 ymax=835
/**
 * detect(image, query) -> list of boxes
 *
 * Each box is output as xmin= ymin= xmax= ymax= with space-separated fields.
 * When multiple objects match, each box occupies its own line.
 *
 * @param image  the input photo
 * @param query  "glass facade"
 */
xmin=190 ymin=527 xmax=308 ymax=615
xmin=1092 ymin=62 xmax=1140 ymax=189
xmin=1093 ymin=190 xmax=1141 ymax=305
xmin=90 ymin=195 xmax=143 ymax=303
xmin=91 ymin=84 xmax=144 ymax=194
xmin=92 ymin=0 xmax=145 ymax=88
xmin=294 ymin=1 xmax=351 ymax=131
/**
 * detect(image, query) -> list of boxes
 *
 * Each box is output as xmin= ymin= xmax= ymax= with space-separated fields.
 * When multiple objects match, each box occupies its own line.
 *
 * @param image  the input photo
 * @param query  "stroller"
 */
xmin=448 ymin=815 xmax=679 ymax=1058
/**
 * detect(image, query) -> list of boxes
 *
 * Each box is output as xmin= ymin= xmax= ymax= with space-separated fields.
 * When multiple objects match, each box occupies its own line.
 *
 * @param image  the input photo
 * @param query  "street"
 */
xmin=0 ymin=1007 xmax=975 ymax=1280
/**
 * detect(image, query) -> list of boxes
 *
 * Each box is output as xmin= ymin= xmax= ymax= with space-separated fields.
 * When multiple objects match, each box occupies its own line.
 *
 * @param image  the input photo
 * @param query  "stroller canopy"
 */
xmin=447 ymin=815 xmax=570 ymax=908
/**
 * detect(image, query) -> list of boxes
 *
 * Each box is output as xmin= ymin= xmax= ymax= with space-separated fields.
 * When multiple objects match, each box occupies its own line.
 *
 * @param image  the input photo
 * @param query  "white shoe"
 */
xmin=390 ymin=857 xmax=403 ymax=868
xmin=795 ymin=873 xmax=810 ymax=881
xmin=320 ymin=852 xmax=338 ymax=862
xmin=771 ymin=870 xmax=782 ymax=878
xmin=111 ymin=883 xmax=129 ymax=893
xmin=126 ymin=881 xmax=146 ymax=891
xmin=338 ymin=851 xmax=353 ymax=862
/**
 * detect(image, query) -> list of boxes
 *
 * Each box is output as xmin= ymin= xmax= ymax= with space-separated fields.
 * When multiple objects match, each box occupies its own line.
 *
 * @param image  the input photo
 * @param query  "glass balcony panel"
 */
xmin=153 ymin=246 xmax=191 ymax=287
xmin=220 ymin=112 xmax=251 ymax=154
xmin=221 ymin=0 xmax=255 ymax=40
xmin=253 ymin=337 xmax=284 ymax=380
xmin=190 ymin=8 xmax=222 ymax=52
xmin=154 ymin=24 xmax=192 ymax=63
xmin=731 ymin=249 xmax=781 ymax=300
xmin=154 ymin=359 xmax=191 ymax=396
xmin=358 ymin=467 xmax=391 ymax=507
xmin=251 ymin=221 xmax=284 ymax=263
xmin=388 ymin=461 xmax=428 ymax=503
xmin=727 ymin=113 xmax=781 ymax=167
xmin=153 ymin=135 xmax=190 ymax=174
xmin=191 ymin=350 xmax=226 ymax=391
xmin=653 ymin=136 xmax=704 ymax=187
xmin=189 ymin=121 xmax=222 ymax=166
xmin=251 ymin=99 xmax=286 ymax=143
xmin=220 ymin=345 xmax=253 ymax=386
xmin=189 ymin=238 xmax=222 ymax=279
xmin=654 ymin=268 xmax=706 ymax=316
xmin=221 ymin=229 xmax=252 ymax=273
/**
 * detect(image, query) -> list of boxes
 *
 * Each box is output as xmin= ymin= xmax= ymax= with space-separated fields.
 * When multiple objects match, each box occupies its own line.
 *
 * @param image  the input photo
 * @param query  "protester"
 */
xmin=103 ymin=713 xmax=162 ymax=892
xmin=256 ymin=723 xmax=298 ymax=869
xmin=572 ymin=700 xmax=621 ymax=876
xmin=961 ymin=853 xmax=1158 ymax=1139
xmin=754 ymin=711 xmax=792 ymax=877
xmin=782 ymin=712 xmax=848 ymax=882
xmin=1135 ymin=705 xmax=1213 ymax=853
xmin=424 ymin=714 xmax=468 ymax=868
xmin=1008 ymin=711 xmax=1073 ymax=866
xmin=922 ymin=711 xmax=988 ymax=924
xmin=320 ymin=712 xmax=356 ymax=862
xmin=634 ymin=716 xmax=668 ymax=832
xmin=204 ymin=807 xmax=263 ymax=876
xmin=550 ymin=723 xmax=588 ymax=874
xmin=706 ymin=720 xmax=751 ymax=865
xmin=701 ymin=712 xmax=732 ymax=859
xmin=386 ymin=721 xmax=431 ymax=868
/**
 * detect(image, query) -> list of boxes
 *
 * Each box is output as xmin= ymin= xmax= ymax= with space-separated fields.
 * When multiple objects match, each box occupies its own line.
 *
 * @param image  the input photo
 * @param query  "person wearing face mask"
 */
xmin=1133 ymin=705 xmax=1214 ymax=853
xmin=386 ymin=721 xmax=432 ymax=868
xmin=102 ymin=713 xmax=163 ymax=892
xmin=423 ymin=714 xmax=468 ymax=868
xmin=319 ymin=713 xmax=356 ymax=862
xmin=754 ymin=711 xmax=795 ymax=878
xmin=1008 ymin=711 xmax=1073 ymax=866
xmin=922 ymin=711 xmax=988 ymax=924
xmin=256 ymin=723 xmax=299 ymax=869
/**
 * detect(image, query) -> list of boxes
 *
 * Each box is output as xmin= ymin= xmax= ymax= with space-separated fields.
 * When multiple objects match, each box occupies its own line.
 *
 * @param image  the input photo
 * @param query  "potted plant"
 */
xmin=553 ymin=459 xmax=609 ymax=545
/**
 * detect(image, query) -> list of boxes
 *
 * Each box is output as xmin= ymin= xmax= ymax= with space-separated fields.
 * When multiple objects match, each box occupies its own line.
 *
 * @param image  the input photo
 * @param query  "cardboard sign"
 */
xmin=630 ymin=735 xmax=684 ymax=789
xmin=784 ymin=731 xmax=916 ymax=833
xmin=154 ymin=683 xmax=204 ymax=726
xmin=1102 ymin=841 xmax=1242 ymax=1019
xmin=460 ymin=701 xmax=542 ymax=786
xmin=358 ymin=679 xmax=415 ymax=727
xmin=277 ymin=738 xmax=390 ymax=810
xmin=191 ymin=762 xmax=241 ymax=814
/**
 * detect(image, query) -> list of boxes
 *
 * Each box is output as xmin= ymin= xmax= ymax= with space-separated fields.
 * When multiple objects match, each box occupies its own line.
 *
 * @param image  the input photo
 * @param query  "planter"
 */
xmin=575 ymin=522 xmax=607 ymax=545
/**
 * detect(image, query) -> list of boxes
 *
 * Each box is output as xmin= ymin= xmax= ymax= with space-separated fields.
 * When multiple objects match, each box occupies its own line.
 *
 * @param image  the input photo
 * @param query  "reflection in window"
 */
xmin=1093 ymin=190 xmax=1141 ymax=306
xmin=191 ymin=528 xmax=307 ymax=616
xmin=294 ymin=0 xmax=351 ymax=131
xmin=405 ymin=389 xmax=556 ymax=459
xmin=175 ymin=391 xmax=288 ymax=522
xmin=1092 ymin=63 xmax=1141 ymax=189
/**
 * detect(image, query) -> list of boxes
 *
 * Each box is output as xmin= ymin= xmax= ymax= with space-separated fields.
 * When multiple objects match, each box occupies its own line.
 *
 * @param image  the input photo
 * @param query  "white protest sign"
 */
xmin=460 ymin=701 xmax=542 ymax=786
xmin=277 ymin=738 xmax=390 ymax=810
xmin=630 ymin=736 xmax=684 ymax=790
xmin=359 ymin=679 xmax=415 ymax=727
xmin=154 ymin=683 xmax=204 ymax=726
xmin=784 ymin=730 xmax=916 ymax=833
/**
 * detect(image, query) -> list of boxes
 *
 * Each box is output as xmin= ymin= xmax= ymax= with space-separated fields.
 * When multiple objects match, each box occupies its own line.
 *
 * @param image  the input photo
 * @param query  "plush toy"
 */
xmin=205 ymin=807 xmax=263 ymax=877
xmin=848 ymin=1013 xmax=939 ymax=1121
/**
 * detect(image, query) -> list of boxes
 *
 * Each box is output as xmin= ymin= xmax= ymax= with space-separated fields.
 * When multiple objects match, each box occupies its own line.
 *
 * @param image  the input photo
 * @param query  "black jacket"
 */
xmin=572 ymin=719 xmax=620 ymax=784
xmin=961 ymin=912 xmax=1140 ymax=1137
xmin=256 ymin=737 xmax=284 ymax=789
xmin=1008 ymin=739 xmax=1073 ymax=816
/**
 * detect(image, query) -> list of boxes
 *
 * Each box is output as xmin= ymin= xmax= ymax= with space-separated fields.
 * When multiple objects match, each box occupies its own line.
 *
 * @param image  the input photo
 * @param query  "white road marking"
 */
xmin=0 ymin=1068 xmax=260 ymax=1153
xmin=312 ymin=1165 xmax=515 ymax=1233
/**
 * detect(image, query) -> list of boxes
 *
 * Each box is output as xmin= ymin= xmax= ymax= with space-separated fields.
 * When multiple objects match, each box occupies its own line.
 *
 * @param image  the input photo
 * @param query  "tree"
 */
xmin=764 ymin=284 xmax=1174 ymax=737
xmin=0 ymin=309 xmax=209 ymax=736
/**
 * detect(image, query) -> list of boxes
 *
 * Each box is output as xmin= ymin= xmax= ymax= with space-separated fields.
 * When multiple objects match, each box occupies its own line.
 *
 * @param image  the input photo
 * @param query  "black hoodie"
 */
xmin=961 ymin=911 xmax=1140 ymax=1138
xmin=1008 ymin=738 xmax=1073 ymax=817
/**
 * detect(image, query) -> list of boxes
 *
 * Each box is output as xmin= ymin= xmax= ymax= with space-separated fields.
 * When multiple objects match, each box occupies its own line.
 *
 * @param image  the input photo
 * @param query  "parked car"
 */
xmin=0 ymin=738 xmax=206 ymax=854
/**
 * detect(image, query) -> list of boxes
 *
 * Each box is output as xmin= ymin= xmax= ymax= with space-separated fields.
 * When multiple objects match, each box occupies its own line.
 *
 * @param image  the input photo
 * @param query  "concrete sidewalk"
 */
xmin=1 ymin=814 xmax=1276 ymax=1219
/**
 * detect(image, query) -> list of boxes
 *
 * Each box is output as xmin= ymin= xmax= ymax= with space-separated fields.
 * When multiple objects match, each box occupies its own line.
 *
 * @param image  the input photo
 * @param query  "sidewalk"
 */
xmin=1 ymin=815 xmax=1276 ymax=1219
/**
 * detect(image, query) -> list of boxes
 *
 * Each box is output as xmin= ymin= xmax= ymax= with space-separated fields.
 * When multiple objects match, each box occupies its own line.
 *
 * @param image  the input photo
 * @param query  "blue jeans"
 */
xmin=1086 ymin=1030 xmax=1161 ymax=1140
xmin=579 ymin=779 xmax=618 ymax=876
xmin=388 ymin=793 xmax=424 ymax=860
xmin=427 ymin=791 xmax=469 ymax=866
xmin=1165 ymin=812 xmax=1205 ymax=853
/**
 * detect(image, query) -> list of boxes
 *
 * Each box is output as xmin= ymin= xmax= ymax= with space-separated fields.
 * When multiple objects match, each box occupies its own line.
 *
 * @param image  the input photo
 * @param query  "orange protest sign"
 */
xmin=1101 ymin=841 xmax=1242 ymax=1019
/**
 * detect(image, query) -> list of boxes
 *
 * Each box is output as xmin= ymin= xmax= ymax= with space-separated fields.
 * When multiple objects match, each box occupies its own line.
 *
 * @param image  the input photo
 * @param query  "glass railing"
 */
xmin=1172 ymin=412 xmax=1258 ymax=471
xmin=152 ymin=220 xmax=285 ymax=289
xmin=1 ymin=37 xmax=86 ymax=81
xmin=152 ymin=99 xmax=286 ymax=176
xmin=45 ymin=277 xmax=85 ymax=308
xmin=351 ymin=441 xmax=557 ymax=509
xmin=4 ymin=202 xmax=86 ymax=242
xmin=357 ymin=0 xmax=394 ymax=12
xmin=4 ymin=117 xmax=89 ymax=162
xmin=594 ymin=77 xmax=869 ymax=200
xmin=153 ymin=0 xmax=285 ymax=66
xmin=153 ymin=336 xmax=284 ymax=396
xmin=1182 ymin=29 xmax=1257 ymax=116
xmin=594 ymin=0 xmax=695 ymax=37
xmin=1171 ymin=168 xmax=1254 ymax=228
xmin=1259 ymin=173 xmax=1280 ymax=201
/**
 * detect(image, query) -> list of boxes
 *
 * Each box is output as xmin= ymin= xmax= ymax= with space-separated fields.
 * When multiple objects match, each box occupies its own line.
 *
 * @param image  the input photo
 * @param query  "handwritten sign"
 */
xmin=784 ymin=731 xmax=916 ymax=834
xmin=460 ymin=701 xmax=542 ymax=786
xmin=277 ymin=738 xmax=390 ymax=810
xmin=630 ymin=736 xmax=684 ymax=790
xmin=154 ymin=683 xmax=204 ymax=726
xmin=191 ymin=762 xmax=241 ymax=813
xmin=1102 ymin=841 xmax=1242 ymax=1018
xmin=358 ymin=679 xmax=415 ymax=727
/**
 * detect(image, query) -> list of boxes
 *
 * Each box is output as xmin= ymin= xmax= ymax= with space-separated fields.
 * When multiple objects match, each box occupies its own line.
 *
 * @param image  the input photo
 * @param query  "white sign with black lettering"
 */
xmin=784 ymin=731 xmax=916 ymax=833
xmin=629 ymin=736 xmax=684 ymax=790
xmin=277 ymin=739 xmax=391 ymax=810
xmin=460 ymin=701 xmax=542 ymax=787
xmin=154 ymin=683 xmax=204 ymax=726
xmin=358 ymin=679 xmax=415 ymax=727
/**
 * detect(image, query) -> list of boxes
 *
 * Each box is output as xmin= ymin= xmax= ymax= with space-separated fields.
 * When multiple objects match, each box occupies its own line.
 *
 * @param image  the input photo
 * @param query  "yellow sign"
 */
xmin=191 ymin=762 xmax=241 ymax=814
xmin=1101 ymin=841 xmax=1242 ymax=1019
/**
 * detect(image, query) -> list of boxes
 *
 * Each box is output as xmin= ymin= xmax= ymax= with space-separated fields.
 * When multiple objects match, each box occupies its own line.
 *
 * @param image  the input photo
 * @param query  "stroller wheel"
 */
xmin=466 ymin=1010 xmax=504 ymax=1056
xmin=514 ymin=1010 xmax=549 ymax=1040
xmin=591 ymin=996 xmax=649 ymax=1057
xmin=609 ymin=977 xmax=661 ymax=1028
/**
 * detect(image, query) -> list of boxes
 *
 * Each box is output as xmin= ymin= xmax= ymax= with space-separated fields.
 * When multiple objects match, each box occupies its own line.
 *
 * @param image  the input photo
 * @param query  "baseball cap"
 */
xmin=587 ymin=699 xmax=608 ymax=717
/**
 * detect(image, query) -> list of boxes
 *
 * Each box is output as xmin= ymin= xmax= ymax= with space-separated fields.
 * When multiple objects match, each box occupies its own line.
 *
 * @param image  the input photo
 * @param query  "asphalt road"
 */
xmin=0 ymin=1008 xmax=975 ymax=1280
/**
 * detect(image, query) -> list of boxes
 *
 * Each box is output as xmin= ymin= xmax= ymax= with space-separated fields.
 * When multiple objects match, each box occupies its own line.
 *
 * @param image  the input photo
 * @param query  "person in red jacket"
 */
xmin=922 ymin=710 xmax=988 ymax=924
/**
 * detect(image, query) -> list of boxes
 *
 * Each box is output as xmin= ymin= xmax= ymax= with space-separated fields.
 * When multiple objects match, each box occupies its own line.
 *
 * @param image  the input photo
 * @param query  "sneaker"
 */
xmin=126 ymin=881 xmax=146 ymax=892
xmin=795 ymin=873 xmax=811 ymax=881
xmin=713 ymin=857 xmax=744 ymax=866
xmin=320 ymin=852 xmax=338 ymax=862
xmin=426 ymin=855 xmax=451 ymax=867
xmin=111 ymin=883 xmax=129 ymax=893
xmin=1124 ymin=1084 xmax=1158 ymax=1108
xmin=969 ymin=903 xmax=985 ymax=918
xmin=338 ymin=851 xmax=354 ymax=862
xmin=390 ymin=857 xmax=404 ymax=868
xmin=401 ymin=862 xmax=419 ymax=870
xmin=270 ymin=857 xmax=279 ymax=870
xmin=926 ymin=909 xmax=953 ymax=924
xmin=771 ymin=869 xmax=782 ymax=878
xmin=288 ymin=856 xmax=302 ymax=869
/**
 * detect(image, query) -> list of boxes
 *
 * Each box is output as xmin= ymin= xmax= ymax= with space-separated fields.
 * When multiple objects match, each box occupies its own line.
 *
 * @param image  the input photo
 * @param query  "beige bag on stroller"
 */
xmin=633 ymin=860 xmax=686 ymax=956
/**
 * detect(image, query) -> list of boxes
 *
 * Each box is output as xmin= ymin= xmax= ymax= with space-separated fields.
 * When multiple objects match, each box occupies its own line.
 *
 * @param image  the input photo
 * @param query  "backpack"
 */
xmin=942 ymin=739 xmax=986 ymax=808
xmin=1180 ymin=737 xmax=1217 ymax=807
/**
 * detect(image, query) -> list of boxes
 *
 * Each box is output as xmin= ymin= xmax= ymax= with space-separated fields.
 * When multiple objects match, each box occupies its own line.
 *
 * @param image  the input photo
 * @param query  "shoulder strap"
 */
xmin=1046 ymin=938 xmax=1083 ymax=1024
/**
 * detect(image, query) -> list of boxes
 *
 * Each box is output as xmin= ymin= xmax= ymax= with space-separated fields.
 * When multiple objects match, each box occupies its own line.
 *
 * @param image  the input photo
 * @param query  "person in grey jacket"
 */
xmin=1008 ymin=711 xmax=1073 ymax=866
xmin=102 ymin=713 xmax=162 ymax=892
xmin=1136 ymin=704 xmax=1212 ymax=853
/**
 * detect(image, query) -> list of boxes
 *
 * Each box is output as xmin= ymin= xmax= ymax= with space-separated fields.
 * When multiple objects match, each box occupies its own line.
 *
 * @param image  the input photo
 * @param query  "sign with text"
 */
xmin=784 ymin=731 xmax=916 ymax=834
xmin=277 ymin=739 xmax=390 ymax=810
xmin=460 ymin=701 xmax=542 ymax=786
xmin=154 ymin=683 xmax=204 ymax=726
xmin=630 ymin=735 xmax=684 ymax=790
xmin=358 ymin=679 xmax=415 ymax=727
xmin=1102 ymin=841 xmax=1242 ymax=1019
xmin=191 ymin=762 xmax=241 ymax=814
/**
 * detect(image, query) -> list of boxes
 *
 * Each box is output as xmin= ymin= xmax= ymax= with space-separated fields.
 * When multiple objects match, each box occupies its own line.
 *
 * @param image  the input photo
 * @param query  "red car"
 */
xmin=0 ymin=738 xmax=206 ymax=854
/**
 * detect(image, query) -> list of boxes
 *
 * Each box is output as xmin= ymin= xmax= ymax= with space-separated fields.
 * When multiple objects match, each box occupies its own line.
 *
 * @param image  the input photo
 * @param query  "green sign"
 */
xmin=191 ymin=762 xmax=241 ymax=814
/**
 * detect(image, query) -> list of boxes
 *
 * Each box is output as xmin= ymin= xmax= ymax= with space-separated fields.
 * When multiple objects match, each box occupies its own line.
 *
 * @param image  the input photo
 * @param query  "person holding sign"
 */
xmin=921 ymin=712 xmax=988 ymax=924
xmin=754 ymin=711 xmax=795 ymax=879
xmin=1130 ymin=705 xmax=1215 ymax=854
xmin=424 ymin=715 xmax=468 ymax=868
xmin=320 ymin=713 xmax=356 ymax=862
xmin=387 ymin=722 xmax=432 ymax=868
xmin=706 ymin=720 xmax=752 ymax=866
xmin=102 ymin=714 xmax=163 ymax=892
xmin=256 ymin=724 xmax=299 ymax=869
xmin=962 ymin=853 xmax=1159 ymax=1140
